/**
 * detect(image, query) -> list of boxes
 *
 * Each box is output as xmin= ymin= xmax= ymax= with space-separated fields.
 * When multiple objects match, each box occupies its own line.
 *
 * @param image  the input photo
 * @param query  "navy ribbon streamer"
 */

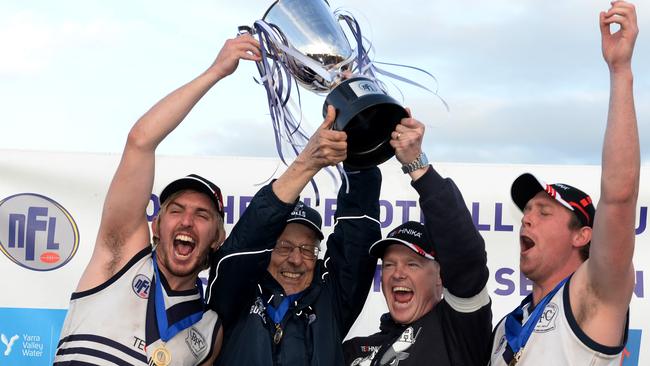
xmin=249 ymin=9 xmax=445 ymax=204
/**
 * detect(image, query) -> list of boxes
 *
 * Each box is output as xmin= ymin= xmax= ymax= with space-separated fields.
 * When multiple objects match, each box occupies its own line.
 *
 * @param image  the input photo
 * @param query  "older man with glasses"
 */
xmin=208 ymin=166 xmax=382 ymax=365
xmin=266 ymin=202 xmax=325 ymax=298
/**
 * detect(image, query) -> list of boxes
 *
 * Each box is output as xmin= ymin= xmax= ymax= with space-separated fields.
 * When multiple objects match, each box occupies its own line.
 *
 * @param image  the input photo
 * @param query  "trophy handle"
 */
xmin=237 ymin=25 xmax=255 ymax=36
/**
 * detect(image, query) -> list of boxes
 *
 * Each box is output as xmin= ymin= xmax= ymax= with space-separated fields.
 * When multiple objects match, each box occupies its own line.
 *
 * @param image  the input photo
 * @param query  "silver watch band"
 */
xmin=401 ymin=152 xmax=428 ymax=174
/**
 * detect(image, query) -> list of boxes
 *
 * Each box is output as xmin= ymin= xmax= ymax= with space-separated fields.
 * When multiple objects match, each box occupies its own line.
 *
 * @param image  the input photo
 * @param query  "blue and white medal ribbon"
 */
xmin=151 ymin=250 xmax=204 ymax=365
xmin=504 ymin=276 xmax=569 ymax=365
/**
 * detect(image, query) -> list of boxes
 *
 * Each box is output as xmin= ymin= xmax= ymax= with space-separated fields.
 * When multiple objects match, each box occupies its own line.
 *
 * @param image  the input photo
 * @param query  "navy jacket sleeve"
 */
xmin=205 ymin=183 xmax=296 ymax=325
xmin=414 ymin=166 xmax=492 ymax=366
xmin=411 ymin=165 xmax=488 ymax=298
xmin=324 ymin=167 xmax=382 ymax=336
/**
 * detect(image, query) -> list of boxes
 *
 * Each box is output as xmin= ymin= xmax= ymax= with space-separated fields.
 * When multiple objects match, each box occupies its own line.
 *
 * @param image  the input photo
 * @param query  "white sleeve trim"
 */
xmin=443 ymin=286 xmax=490 ymax=313
xmin=205 ymin=248 xmax=274 ymax=303
xmin=333 ymin=215 xmax=381 ymax=227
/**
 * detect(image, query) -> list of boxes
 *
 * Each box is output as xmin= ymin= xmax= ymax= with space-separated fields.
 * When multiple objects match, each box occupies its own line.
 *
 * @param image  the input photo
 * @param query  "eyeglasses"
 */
xmin=273 ymin=240 xmax=320 ymax=260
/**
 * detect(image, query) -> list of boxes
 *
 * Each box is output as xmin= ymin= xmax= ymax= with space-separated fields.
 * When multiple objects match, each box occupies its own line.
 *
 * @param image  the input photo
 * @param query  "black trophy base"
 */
xmin=323 ymin=77 xmax=408 ymax=169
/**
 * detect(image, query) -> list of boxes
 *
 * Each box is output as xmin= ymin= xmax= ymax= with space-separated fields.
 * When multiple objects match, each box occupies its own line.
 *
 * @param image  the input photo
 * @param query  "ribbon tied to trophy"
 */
xmin=241 ymin=0 xmax=444 ymax=172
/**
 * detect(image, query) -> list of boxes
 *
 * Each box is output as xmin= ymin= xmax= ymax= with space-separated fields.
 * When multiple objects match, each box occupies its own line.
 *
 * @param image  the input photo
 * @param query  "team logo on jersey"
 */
xmin=0 ymin=193 xmax=79 ymax=271
xmin=377 ymin=326 xmax=421 ymax=365
xmin=185 ymin=327 xmax=206 ymax=358
xmin=535 ymin=302 xmax=558 ymax=333
xmin=351 ymin=347 xmax=379 ymax=366
xmin=250 ymin=297 xmax=267 ymax=324
xmin=132 ymin=274 xmax=151 ymax=298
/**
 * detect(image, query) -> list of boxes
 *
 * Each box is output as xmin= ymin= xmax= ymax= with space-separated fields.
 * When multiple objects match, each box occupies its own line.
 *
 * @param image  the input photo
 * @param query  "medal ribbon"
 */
xmin=152 ymin=250 xmax=204 ymax=342
xmin=265 ymin=292 xmax=303 ymax=324
xmin=504 ymin=277 xmax=569 ymax=355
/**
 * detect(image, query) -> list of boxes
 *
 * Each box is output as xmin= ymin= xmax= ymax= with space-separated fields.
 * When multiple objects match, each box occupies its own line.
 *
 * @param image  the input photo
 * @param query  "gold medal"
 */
xmin=273 ymin=324 xmax=283 ymax=345
xmin=153 ymin=344 xmax=172 ymax=366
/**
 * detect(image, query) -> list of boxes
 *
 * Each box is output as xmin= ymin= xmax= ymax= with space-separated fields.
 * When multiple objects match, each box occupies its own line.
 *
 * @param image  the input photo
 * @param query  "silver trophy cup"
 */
xmin=248 ymin=0 xmax=408 ymax=169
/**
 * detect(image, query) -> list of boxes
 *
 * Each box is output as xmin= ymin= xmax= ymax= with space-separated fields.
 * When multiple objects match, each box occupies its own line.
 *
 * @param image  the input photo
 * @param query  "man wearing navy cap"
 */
xmin=490 ymin=2 xmax=640 ymax=365
xmin=55 ymin=34 xmax=349 ymax=366
xmin=208 ymin=160 xmax=382 ymax=365
xmin=343 ymin=110 xmax=492 ymax=365
xmin=265 ymin=201 xmax=325 ymax=298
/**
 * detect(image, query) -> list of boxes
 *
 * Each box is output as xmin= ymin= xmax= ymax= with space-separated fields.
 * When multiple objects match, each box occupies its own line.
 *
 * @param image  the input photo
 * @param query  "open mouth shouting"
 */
xmin=520 ymin=235 xmax=535 ymax=254
xmin=173 ymin=233 xmax=196 ymax=258
xmin=392 ymin=286 xmax=414 ymax=306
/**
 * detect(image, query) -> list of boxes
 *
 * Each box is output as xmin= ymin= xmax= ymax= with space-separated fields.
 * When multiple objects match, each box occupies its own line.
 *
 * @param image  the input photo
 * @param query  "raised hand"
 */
xmin=600 ymin=1 xmax=638 ymax=72
xmin=209 ymin=34 xmax=262 ymax=80
xmin=271 ymin=106 xmax=347 ymax=203
xmin=390 ymin=108 xmax=425 ymax=166
xmin=298 ymin=105 xmax=348 ymax=170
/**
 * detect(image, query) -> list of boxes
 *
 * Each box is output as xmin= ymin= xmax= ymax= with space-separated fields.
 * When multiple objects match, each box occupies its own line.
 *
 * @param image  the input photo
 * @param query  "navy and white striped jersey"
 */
xmin=55 ymin=247 xmax=220 ymax=366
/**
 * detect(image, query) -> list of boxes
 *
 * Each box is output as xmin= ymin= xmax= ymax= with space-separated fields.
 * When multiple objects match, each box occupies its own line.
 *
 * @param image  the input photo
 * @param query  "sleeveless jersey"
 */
xmin=54 ymin=247 xmax=220 ymax=366
xmin=490 ymin=279 xmax=626 ymax=365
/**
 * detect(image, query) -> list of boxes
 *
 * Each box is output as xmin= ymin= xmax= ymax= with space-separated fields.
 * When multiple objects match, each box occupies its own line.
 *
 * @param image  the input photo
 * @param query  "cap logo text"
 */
xmin=397 ymin=228 xmax=422 ymax=238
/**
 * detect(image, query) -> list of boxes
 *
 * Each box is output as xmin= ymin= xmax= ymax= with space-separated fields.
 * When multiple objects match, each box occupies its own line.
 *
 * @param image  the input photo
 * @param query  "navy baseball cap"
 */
xmin=511 ymin=173 xmax=595 ymax=228
xmin=159 ymin=174 xmax=224 ymax=218
xmin=369 ymin=221 xmax=435 ymax=260
xmin=286 ymin=201 xmax=324 ymax=240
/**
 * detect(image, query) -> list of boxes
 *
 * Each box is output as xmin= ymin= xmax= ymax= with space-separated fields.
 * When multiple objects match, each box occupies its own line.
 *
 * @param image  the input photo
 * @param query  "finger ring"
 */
xmin=397 ymin=133 xmax=402 ymax=140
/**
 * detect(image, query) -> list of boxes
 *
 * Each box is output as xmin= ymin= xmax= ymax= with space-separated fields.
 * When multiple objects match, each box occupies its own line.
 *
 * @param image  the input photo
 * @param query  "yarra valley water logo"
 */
xmin=1 ymin=334 xmax=19 ymax=356
xmin=1 ymin=333 xmax=45 ymax=357
xmin=0 ymin=193 xmax=79 ymax=271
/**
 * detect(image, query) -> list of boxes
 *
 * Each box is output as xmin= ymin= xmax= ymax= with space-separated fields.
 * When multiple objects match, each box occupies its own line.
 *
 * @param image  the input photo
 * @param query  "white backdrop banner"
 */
xmin=0 ymin=150 xmax=647 ymax=365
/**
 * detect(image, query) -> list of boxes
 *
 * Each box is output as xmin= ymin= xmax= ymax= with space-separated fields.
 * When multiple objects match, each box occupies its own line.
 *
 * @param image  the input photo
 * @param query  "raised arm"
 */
xmin=392 ymin=114 xmax=491 ymax=365
xmin=573 ymin=0 xmax=639 ymax=345
xmin=76 ymin=35 xmax=261 ymax=291
xmin=271 ymin=105 xmax=347 ymax=202
xmin=206 ymin=106 xmax=348 ymax=320
xmin=325 ymin=165 xmax=382 ymax=334
xmin=392 ymin=114 xmax=489 ymax=297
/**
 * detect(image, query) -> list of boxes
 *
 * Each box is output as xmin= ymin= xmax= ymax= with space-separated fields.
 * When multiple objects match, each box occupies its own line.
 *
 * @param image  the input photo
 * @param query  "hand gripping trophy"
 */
xmin=242 ymin=0 xmax=436 ymax=169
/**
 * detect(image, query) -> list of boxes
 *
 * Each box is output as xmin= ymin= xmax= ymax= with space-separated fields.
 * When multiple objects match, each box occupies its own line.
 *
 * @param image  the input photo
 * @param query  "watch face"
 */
xmin=420 ymin=153 xmax=429 ymax=165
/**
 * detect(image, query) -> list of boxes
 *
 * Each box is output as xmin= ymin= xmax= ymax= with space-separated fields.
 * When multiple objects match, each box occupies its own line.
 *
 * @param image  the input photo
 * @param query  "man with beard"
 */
xmin=55 ymin=34 xmax=347 ymax=366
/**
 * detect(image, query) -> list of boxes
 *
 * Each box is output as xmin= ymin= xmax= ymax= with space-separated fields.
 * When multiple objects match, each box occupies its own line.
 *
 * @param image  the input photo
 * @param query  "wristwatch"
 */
xmin=401 ymin=152 xmax=429 ymax=174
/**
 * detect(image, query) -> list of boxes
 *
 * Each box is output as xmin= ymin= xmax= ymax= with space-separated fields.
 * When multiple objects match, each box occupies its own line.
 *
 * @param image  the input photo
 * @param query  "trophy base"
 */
xmin=324 ymin=77 xmax=408 ymax=169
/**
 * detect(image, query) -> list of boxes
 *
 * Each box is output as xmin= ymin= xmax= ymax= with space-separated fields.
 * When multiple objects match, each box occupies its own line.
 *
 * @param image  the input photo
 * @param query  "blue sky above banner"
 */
xmin=1 ymin=0 xmax=648 ymax=165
